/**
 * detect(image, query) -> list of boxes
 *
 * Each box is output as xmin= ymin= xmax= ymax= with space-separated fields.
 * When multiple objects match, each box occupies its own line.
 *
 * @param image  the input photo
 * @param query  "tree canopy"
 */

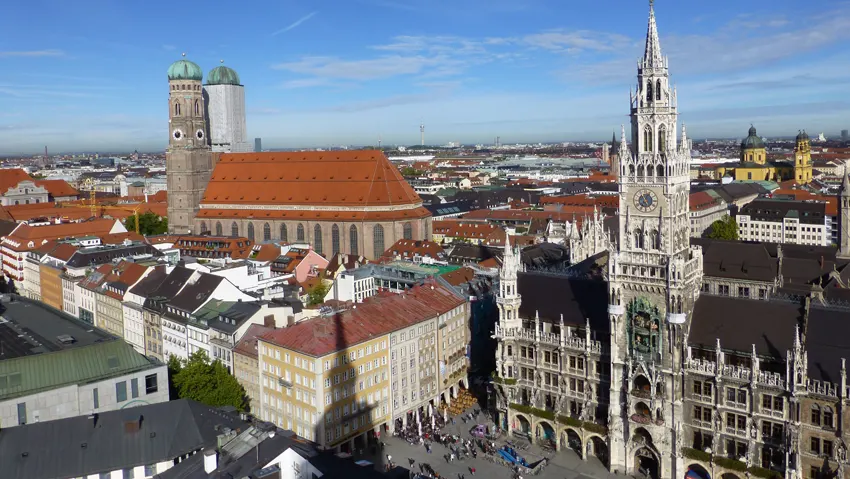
xmin=168 ymin=351 xmax=247 ymax=411
xmin=125 ymin=211 xmax=168 ymax=236
xmin=707 ymin=215 xmax=739 ymax=241
xmin=307 ymin=282 xmax=331 ymax=307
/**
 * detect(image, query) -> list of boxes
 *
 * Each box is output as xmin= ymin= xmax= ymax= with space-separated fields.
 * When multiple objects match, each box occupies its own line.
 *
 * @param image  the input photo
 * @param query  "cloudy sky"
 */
xmin=0 ymin=0 xmax=848 ymax=154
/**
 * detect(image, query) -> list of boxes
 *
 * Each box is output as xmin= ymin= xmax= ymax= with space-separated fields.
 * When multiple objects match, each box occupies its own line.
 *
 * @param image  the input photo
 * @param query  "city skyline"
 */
xmin=1 ymin=0 xmax=848 ymax=154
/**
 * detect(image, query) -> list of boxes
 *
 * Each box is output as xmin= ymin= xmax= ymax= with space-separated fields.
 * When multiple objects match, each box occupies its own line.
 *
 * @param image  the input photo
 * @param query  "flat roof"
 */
xmin=0 ymin=300 xmax=113 ymax=360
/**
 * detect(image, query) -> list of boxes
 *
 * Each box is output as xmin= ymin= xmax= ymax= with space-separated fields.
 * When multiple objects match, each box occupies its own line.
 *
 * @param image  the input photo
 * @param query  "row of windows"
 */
xmin=203 ymin=221 xmax=408 ymax=258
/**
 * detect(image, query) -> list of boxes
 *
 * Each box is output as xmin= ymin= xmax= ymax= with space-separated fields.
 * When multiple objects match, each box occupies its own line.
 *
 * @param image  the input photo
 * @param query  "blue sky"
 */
xmin=1 ymin=0 xmax=849 ymax=154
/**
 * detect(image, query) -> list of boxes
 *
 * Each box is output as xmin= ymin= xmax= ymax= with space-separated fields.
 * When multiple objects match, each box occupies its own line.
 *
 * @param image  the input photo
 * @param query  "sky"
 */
xmin=1 ymin=0 xmax=849 ymax=154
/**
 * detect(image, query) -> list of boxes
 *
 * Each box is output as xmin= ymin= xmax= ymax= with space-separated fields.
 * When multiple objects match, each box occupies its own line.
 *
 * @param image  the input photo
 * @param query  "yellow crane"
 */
xmin=57 ymin=201 xmax=143 ymax=234
xmin=82 ymin=178 xmax=97 ymax=217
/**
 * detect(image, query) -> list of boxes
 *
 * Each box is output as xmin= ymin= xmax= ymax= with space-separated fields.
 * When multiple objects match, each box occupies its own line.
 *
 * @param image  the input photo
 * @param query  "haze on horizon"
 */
xmin=0 ymin=0 xmax=847 ymax=155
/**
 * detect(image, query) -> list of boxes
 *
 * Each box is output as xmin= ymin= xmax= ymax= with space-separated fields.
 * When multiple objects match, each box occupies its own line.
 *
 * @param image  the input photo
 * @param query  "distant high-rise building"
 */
xmin=842 ymin=129 xmax=848 ymax=140
xmin=204 ymin=62 xmax=251 ymax=153
xmin=254 ymin=137 xmax=262 ymax=152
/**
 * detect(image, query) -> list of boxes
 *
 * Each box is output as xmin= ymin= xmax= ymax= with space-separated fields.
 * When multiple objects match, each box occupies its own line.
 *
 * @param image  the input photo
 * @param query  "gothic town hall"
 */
xmin=493 ymin=3 xmax=850 ymax=479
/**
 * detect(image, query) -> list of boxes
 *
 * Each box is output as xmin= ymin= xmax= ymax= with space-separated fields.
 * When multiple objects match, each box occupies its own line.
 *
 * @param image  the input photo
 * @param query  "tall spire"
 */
xmin=643 ymin=0 xmax=663 ymax=69
xmin=842 ymin=163 xmax=850 ymax=195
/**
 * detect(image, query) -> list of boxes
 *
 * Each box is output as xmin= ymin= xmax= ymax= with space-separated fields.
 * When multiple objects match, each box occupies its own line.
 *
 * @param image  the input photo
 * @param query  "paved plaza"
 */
xmin=350 ymin=406 xmax=629 ymax=479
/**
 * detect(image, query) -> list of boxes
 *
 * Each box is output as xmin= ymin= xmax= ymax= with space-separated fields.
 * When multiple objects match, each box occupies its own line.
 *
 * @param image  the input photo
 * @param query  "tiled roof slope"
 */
xmin=261 ymin=282 xmax=464 ymax=357
xmin=33 ymin=179 xmax=79 ymax=197
xmin=201 ymin=150 xmax=422 ymax=208
xmin=0 ymin=168 xmax=33 ymax=193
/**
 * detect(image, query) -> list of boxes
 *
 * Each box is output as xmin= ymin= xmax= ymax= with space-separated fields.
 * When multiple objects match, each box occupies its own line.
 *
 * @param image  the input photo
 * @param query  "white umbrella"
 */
xmin=431 ymin=412 xmax=435 ymax=430
xmin=418 ymin=421 xmax=423 ymax=438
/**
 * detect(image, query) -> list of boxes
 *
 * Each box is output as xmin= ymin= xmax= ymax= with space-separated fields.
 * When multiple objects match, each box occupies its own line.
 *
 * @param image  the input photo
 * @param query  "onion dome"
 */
xmin=206 ymin=62 xmax=241 ymax=86
xmin=167 ymin=55 xmax=203 ymax=81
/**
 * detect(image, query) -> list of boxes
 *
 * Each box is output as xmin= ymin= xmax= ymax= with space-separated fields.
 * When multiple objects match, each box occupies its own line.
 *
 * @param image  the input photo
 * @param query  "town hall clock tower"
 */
xmin=605 ymin=2 xmax=703 ymax=477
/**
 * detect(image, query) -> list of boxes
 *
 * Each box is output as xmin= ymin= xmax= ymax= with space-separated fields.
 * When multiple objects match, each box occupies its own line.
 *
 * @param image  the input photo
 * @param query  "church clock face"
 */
xmin=633 ymin=189 xmax=658 ymax=213
xmin=172 ymin=129 xmax=184 ymax=140
xmin=195 ymin=129 xmax=205 ymax=140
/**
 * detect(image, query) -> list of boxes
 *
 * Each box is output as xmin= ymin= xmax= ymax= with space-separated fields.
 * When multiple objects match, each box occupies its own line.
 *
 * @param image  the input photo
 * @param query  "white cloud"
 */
xmin=272 ymin=11 xmax=318 ymax=36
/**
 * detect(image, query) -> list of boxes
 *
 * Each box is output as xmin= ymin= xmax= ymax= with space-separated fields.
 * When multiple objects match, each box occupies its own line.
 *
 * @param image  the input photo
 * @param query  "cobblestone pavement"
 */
xmin=351 ymin=407 xmax=630 ymax=479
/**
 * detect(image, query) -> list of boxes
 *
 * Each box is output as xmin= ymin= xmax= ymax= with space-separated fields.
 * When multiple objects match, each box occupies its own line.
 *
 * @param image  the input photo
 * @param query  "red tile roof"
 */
xmin=261 ymin=282 xmax=465 ymax=357
xmin=440 ymin=266 xmax=475 ymax=286
xmin=381 ymin=239 xmax=445 ymax=261
xmin=33 ymin=179 xmax=79 ymax=198
xmin=2 ymin=219 xmax=120 ymax=251
xmin=196 ymin=206 xmax=431 ymax=222
xmin=202 ymin=150 xmax=423 ymax=208
xmin=689 ymin=191 xmax=722 ymax=211
xmin=0 ymin=168 xmax=33 ymax=194
xmin=234 ymin=324 xmax=276 ymax=360
xmin=47 ymin=243 xmax=79 ymax=262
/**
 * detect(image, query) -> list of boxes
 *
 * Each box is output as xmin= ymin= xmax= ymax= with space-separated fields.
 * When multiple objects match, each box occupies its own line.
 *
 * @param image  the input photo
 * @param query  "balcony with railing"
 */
xmin=494 ymin=325 xmax=603 ymax=354
xmin=807 ymin=379 xmax=838 ymax=398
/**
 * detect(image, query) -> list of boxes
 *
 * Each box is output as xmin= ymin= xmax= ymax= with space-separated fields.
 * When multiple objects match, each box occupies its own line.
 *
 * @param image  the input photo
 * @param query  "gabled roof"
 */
xmin=0 ymin=168 xmax=33 ymax=194
xmin=3 ymin=219 xmax=120 ymax=251
xmin=127 ymin=267 xmax=168 ymax=299
xmin=0 ymin=399 xmax=245 ymax=479
xmin=144 ymin=266 xmax=195 ymax=307
xmin=233 ymin=324 xmax=276 ymax=360
xmin=382 ymin=239 xmax=445 ymax=261
xmin=201 ymin=150 xmax=422 ymax=208
xmin=168 ymin=274 xmax=224 ymax=313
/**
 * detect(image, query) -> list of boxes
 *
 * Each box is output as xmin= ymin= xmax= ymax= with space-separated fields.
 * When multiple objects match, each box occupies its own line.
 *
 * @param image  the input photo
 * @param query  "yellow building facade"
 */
xmin=794 ymin=130 xmax=813 ymax=184
xmin=258 ymin=334 xmax=391 ymax=451
xmin=715 ymin=125 xmax=793 ymax=181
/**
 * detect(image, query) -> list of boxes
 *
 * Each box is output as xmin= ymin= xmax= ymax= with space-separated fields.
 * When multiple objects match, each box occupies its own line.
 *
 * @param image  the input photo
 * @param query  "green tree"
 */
xmin=307 ymin=282 xmax=331 ymax=306
xmin=170 ymin=351 xmax=247 ymax=411
xmin=125 ymin=212 xmax=168 ymax=236
xmin=399 ymin=166 xmax=422 ymax=177
xmin=707 ymin=215 xmax=739 ymax=241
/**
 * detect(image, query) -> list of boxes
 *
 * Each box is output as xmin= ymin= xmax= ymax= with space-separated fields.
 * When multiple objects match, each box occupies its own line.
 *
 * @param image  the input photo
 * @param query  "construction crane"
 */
xmin=82 ymin=178 xmax=97 ymax=217
xmin=58 ymin=201 xmax=143 ymax=234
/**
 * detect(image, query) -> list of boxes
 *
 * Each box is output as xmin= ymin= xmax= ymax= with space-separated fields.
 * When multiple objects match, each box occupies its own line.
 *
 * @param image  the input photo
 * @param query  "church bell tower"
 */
xmin=166 ymin=54 xmax=213 ymax=234
xmin=606 ymin=2 xmax=703 ymax=477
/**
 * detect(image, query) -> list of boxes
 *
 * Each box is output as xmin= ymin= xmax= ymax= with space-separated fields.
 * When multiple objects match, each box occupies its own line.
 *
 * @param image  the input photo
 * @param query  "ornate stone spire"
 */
xmin=841 ymin=164 xmax=850 ymax=195
xmin=643 ymin=0 xmax=664 ymax=69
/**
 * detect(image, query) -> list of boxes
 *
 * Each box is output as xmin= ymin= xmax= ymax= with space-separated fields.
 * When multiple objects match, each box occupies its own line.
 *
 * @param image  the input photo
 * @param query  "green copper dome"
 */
xmin=206 ymin=65 xmax=241 ymax=86
xmin=167 ymin=58 xmax=203 ymax=81
xmin=741 ymin=125 xmax=765 ymax=150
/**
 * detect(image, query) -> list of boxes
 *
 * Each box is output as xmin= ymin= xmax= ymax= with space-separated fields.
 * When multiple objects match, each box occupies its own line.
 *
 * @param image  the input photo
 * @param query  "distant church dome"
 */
xmin=167 ymin=58 xmax=203 ymax=81
xmin=206 ymin=64 xmax=241 ymax=86
xmin=796 ymin=130 xmax=810 ymax=142
xmin=741 ymin=125 xmax=765 ymax=150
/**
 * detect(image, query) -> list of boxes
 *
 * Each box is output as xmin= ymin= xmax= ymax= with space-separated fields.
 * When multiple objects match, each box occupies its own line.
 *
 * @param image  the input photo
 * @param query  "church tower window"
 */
xmin=373 ymin=225 xmax=385 ymax=259
xmin=646 ymin=81 xmax=653 ymax=104
xmin=350 ymin=225 xmax=359 ymax=255
xmin=314 ymin=224 xmax=323 ymax=254
xmin=655 ymin=79 xmax=662 ymax=101
xmin=331 ymin=225 xmax=340 ymax=256
xmin=174 ymin=102 xmax=181 ymax=116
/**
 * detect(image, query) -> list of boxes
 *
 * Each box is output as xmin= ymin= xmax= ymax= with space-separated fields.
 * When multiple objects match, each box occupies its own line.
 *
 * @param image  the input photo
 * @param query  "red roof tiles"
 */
xmin=261 ymin=282 xmax=464 ymax=357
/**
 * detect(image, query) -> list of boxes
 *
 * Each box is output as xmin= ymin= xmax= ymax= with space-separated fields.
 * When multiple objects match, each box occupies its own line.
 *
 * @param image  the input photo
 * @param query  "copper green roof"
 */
xmin=741 ymin=125 xmax=765 ymax=150
xmin=206 ymin=65 xmax=241 ymax=86
xmin=167 ymin=58 xmax=203 ymax=81
xmin=0 ymin=340 xmax=159 ymax=401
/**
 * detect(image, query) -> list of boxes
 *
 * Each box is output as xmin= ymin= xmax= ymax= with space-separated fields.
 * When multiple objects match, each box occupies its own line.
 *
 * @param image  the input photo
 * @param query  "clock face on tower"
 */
xmin=172 ymin=129 xmax=183 ymax=140
xmin=633 ymin=189 xmax=659 ymax=213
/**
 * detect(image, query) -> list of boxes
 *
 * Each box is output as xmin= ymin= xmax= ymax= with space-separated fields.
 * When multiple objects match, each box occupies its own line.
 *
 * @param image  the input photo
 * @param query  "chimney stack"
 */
xmin=203 ymin=449 xmax=218 ymax=473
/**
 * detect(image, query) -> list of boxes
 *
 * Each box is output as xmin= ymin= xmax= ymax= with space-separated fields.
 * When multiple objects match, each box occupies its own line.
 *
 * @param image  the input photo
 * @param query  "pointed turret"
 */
xmin=842 ymin=164 xmax=850 ymax=196
xmin=643 ymin=0 xmax=664 ymax=69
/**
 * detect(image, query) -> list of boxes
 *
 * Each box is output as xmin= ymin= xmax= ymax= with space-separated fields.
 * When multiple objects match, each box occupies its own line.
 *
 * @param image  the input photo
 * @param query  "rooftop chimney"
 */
xmin=203 ymin=449 xmax=218 ymax=473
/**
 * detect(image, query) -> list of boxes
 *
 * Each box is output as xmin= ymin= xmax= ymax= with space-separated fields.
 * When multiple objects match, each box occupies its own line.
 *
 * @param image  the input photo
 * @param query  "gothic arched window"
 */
xmin=403 ymin=222 xmax=413 ymax=240
xmin=263 ymin=223 xmax=271 ymax=241
xmin=350 ymin=225 xmax=359 ymax=255
xmin=331 ymin=224 xmax=340 ymax=256
xmin=656 ymin=164 xmax=664 ymax=178
xmin=644 ymin=127 xmax=653 ymax=152
xmin=231 ymin=222 xmax=238 ymax=237
xmin=812 ymin=404 xmax=821 ymax=425
xmin=280 ymin=224 xmax=288 ymax=242
xmin=194 ymin=100 xmax=200 ymax=116
xmin=373 ymin=224 xmax=385 ymax=258
xmin=646 ymin=81 xmax=653 ymax=104
xmin=200 ymin=221 xmax=207 ymax=234
xmin=174 ymin=102 xmax=181 ymax=116
xmin=629 ymin=165 xmax=636 ymax=176
xmin=658 ymin=126 xmax=666 ymax=152
xmin=656 ymin=79 xmax=662 ymax=101
xmin=637 ymin=165 xmax=645 ymax=177
xmin=296 ymin=223 xmax=305 ymax=242
xmin=634 ymin=229 xmax=644 ymax=249
xmin=247 ymin=223 xmax=255 ymax=241
xmin=215 ymin=222 xmax=222 ymax=236
xmin=313 ymin=224 xmax=323 ymax=254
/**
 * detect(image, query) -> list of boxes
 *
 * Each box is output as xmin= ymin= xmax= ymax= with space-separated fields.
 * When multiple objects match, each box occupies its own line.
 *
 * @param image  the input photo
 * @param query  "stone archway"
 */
xmin=537 ymin=420 xmax=556 ymax=442
xmin=634 ymin=447 xmax=659 ymax=479
xmin=686 ymin=463 xmax=711 ymax=479
xmin=514 ymin=414 xmax=531 ymax=434
xmin=588 ymin=435 xmax=609 ymax=466
xmin=561 ymin=428 xmax=582 ymax=457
